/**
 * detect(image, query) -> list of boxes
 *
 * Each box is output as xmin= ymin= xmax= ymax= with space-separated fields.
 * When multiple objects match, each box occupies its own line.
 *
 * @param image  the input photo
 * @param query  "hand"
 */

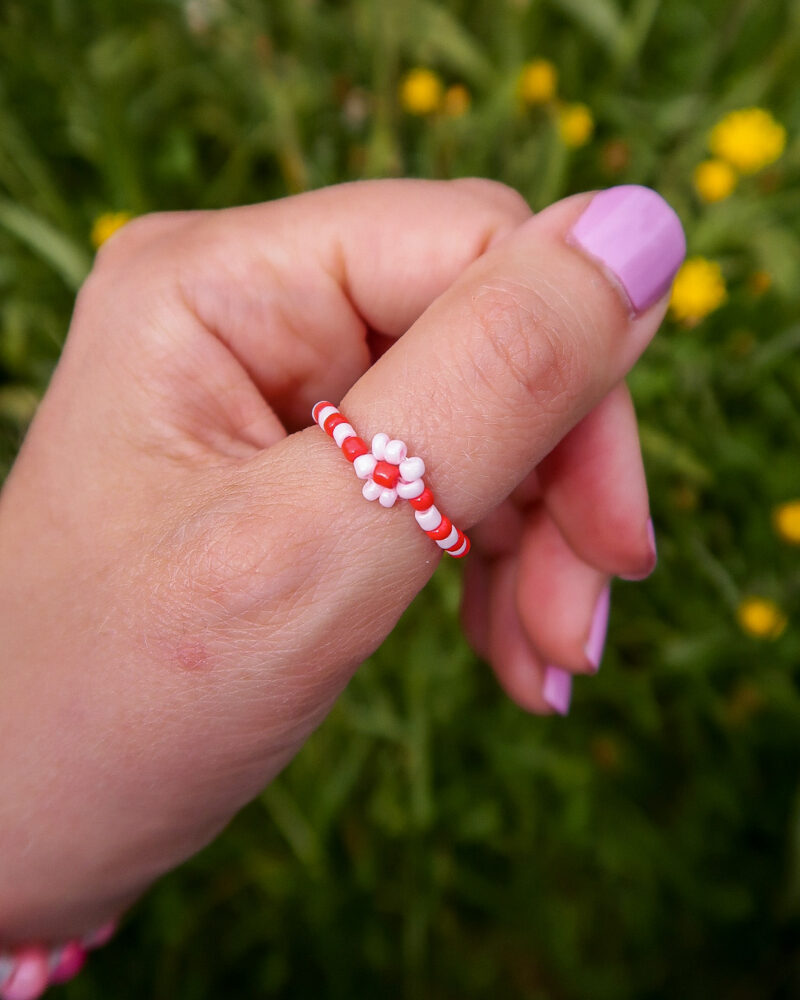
xmin=0 ymin=179 xmax=684 ymax=944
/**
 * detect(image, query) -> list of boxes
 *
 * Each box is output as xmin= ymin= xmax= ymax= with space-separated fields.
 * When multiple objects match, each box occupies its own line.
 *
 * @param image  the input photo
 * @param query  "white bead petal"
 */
xmin=448 ymin=538 xmax=468 ymax=558
xmin=371 ymin=432 xmax=389 ymax=461
xmin=415 ymin=506 xmax=442 ymax=531
xmin=399 ymin=456 xmax=425 ymax=481
xmin=332 ymin=422 xmax=356 ymax=447
xmin=384 ymin=438 xmax=407 ymax=464
xmin=353 ymin=453 xmax=377 ymax=479
xmin=316 ymin=405 xmax=338 ymax=428
xmin=397 ymin=477 xmax=425 ymax=499
xmin=379 ymin=488 xmax=398 ymax=508
xmin=362 ymin=479 xmax=382 ymax=501
xmin=436 ymin=525 xmax=459 ymax=549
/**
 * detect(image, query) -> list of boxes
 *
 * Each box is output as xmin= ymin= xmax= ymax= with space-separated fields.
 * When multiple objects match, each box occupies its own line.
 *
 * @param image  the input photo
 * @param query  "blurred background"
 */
xmin=2 ymin=0 xmax=800 ymax=996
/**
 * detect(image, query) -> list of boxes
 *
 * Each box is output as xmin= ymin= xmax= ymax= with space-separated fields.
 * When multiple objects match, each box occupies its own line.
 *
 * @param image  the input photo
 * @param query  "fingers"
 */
xmin=515 ymin=507 xmax=610 ymax=675
xmin=538 ymin=382 xmax=656 ymax=579
xmin=132 ymin=178 xmax=532 ymax=429
xmin=217 ymin=185 xmax=684 ymax=711
xmin=339 ymin=185 xmax=685 ymax=526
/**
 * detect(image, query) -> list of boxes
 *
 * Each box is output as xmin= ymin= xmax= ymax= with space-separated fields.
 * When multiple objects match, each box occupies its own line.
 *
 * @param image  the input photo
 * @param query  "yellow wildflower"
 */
xmin=518 ymin=59 xmax=557 ymax=105
xmin=709 ymin=108 xmax=786 ymax=174
xmin=669 ymin=257 xmax=727 ymax=324
xmin=442 ymin=84 xmax=471 ymax=118
xmin=91 ymin=211 xmax=132 ymax=249
xmin=774 ymin=500 xmax=800 ymax=545
xmin=693 ymin=159 xmax=737 ymax=203
xmin=399 ymin=68 xmax=443 ymax=116
xmin=558 ymin=103 xmax=594 ymax=148
xmin=737 ymin=597 xmax=788 ymax=640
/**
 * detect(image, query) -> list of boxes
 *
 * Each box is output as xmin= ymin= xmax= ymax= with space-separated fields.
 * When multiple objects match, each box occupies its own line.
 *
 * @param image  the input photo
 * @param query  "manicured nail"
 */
xmin=543 ymin=665 xmax=572 ymax=716
xmin=620 ymin=518 xmax=658 ymax=581
xmin=569 ymin=185 xmax=686 ymax=312
xmin=0 ymin=949 xmax=49 ymax=1000
xmin=0 ymin=955 xmax=14 ymax=991
xmin=48 ymin=942 xmax=87 ymax=985
xmin=584 ymin=583 xmax=611 ymax=672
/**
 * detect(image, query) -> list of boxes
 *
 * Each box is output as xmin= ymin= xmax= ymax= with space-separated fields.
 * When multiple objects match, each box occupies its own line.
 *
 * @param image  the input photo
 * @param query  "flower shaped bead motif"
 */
xmin=353 ymin=433 xmax=426 ymax=509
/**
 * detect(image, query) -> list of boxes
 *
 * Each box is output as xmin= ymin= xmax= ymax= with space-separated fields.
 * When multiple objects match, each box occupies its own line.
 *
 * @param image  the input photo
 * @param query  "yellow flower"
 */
xmin=774 ymin=500 xmax=800 ymax=545
xmin=399 ymin=68 xmax=443 ymax=116
xmin=91 ymin=211 xmax=132 ymax=249
xmin=518 ymin=59 xmax=557 ymax=105
xmin=442 ymin=84 xmax=471 ymax=118
xmin=693 ymin=159 xmax=737 ymax=203
xmin=669 ymin=257 xmax=727 ymax=324
xmin=557 ymin=103 xmax=594 ymax=148
xmin=737 ymin=597 xmax=788 ymax=640
xmin=709 ymin=108 xmax=786 ymax=174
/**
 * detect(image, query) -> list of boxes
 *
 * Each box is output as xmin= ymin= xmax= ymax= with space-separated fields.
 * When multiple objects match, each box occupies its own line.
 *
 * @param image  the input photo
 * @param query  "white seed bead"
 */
xmin=448 ymin=538 xmax=468 ymax=558
xmin=0 ymin=955 xmax=15 ymax=988
xmin=397 ymin=477 xmax=425 ymax=500
xmin=362 ymin=479 xmax=382 ymax=501
xmin=353 ymin=453 xmax=377 ymax=479
xmin=316 ymin=405 xmax=338 ymax=428
xmin=436 ymin=525 xmax=459 ymax=549
xmin=371 ymin=432 xmax=389 ymax=461
xmin=384 ymin=438 xmax=407 ymax=464
xmin=379 ymin=488 xmax=398 ymax=508
xmin=48 ymin=948 xmax=64 ymax=973
xmin=332 ymin=422 xmax=356 ymax=447
xmin=399 ymin=456 xmax=425 ymax=481
xmin=415 ymin=505 xmax=442 ymax=531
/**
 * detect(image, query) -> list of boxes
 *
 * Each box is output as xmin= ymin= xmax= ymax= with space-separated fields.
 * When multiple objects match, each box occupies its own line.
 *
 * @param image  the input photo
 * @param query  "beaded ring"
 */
xmin=312 ymin=402 xmax=470 ymax=559
xmin=0 ymin=922 xmax=115 ymax=1000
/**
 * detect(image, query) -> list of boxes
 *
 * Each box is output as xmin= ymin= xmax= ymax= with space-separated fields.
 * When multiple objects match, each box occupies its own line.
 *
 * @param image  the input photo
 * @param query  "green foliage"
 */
xmin=2 ymin=0 xmax=800 ymax=996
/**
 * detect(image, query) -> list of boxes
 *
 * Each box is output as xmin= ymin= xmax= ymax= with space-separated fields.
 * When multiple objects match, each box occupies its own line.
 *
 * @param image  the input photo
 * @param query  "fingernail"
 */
xmin=81 ymin=920 xmax=117 ymax=950
xmin=48 ymin=942 xmax=86 ymax=985
xmin=569 ymin=185 xmax=686 ymax=312
xmin=584 ymin=583 xmax=611 ymax=672
xmin=620 ymin=518 xmax=658 ymax=581
xmin=0 ymin=949 xmax=49 ymax=1000
xmin=543 ymin=665 xmax=572 ymax=716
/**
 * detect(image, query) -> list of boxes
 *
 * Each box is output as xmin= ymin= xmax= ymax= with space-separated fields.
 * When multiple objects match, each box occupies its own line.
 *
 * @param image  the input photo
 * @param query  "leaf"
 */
xmin=544 ymin=0 xmax=625 ymax=53
xmin=0 ymin=199 xmax=91 ymax=290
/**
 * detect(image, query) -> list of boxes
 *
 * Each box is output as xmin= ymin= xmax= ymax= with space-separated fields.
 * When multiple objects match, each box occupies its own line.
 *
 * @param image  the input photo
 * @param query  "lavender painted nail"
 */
xmin=620 ymin=518 xmax=659 ymax=581
xmin=569 ymin=185 xmax=686 ymax=312
xmin=584 ymin=583 xmax=611 ymax=672
xmin=543 ymin=665 xmax=572 ymax=716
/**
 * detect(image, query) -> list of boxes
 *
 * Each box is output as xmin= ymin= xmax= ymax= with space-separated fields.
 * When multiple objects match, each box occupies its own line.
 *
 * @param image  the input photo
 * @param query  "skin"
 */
xmin=0 ymin=179 xmax=662 ymax=946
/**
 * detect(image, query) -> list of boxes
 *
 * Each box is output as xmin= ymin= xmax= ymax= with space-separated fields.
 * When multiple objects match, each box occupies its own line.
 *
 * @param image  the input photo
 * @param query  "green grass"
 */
xmin=2 ymin=0 xmax=800 ymax=996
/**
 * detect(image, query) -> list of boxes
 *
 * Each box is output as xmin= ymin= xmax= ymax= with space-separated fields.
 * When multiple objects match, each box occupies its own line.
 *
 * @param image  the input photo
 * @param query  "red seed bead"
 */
xmin=312 ymin=400 xmax=335 ymax=423
xmin=450 ymin=536 xmax=470 ymax=558
xmin=341 ymin=436 xmax=368 ymax=462
xmin=446 ymin=529 xmax=465 ymax=551
xmin=372 ymin=460 xmax=400 ymax=489
xmin=323 ymin=412 xmax=347 ymax=436
xmin=409 ymin=487 xmax=435 ymax=511
xmin=428 ymin=516 xmax=453 ymax=541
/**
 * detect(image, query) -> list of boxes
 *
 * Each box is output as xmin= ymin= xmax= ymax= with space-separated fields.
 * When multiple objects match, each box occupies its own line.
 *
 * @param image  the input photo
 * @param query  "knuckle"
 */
xmin=466 ymin=278 xmax=588 ymax=416
xmin=451 ymin=177 xmax=531 ymax=221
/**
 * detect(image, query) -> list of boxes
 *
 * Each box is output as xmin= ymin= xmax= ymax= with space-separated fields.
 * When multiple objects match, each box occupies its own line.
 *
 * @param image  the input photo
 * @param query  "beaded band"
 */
xmin=312 ymin=402 xmax=470 ymax=559
xmin=0 ymin=922 xmax=115 ymax=1000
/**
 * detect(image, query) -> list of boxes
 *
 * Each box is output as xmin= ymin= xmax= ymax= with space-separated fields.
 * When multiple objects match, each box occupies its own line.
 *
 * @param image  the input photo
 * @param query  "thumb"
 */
xmin=218 ymin=186 xmax=684 ymax=730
